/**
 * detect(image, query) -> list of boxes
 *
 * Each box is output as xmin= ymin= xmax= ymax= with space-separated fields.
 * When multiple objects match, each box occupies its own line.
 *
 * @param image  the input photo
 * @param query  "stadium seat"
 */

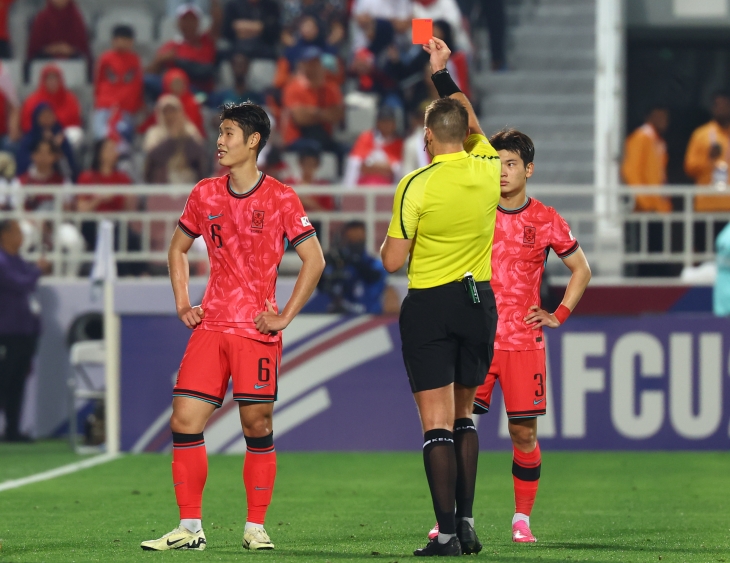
xmin=218 ymin=60 xmax=234 ymax=89
xmin=2 ymin=59 xmax=22 ymax=90
xmin=344 ymin=91 xmax=378 ymax=140
xmin=247 ymin=59 xmax=277 ymax=92
xmin=93 ymin=8 xmax=155 ymax=53
xmin=68 ymin=339 xmax=106 ymax=452
xmin=29 ymin=60 xmax=87 ymax=88
xmin=282 ymin=151 xmax=338 ymax=182
xmin=158 ymin=14 xmax=212 ymax=44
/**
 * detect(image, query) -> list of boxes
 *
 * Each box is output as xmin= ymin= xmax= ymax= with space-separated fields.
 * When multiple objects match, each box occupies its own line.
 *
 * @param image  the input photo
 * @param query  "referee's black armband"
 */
xmin=431 ymin=69 xmax=461 ymax=98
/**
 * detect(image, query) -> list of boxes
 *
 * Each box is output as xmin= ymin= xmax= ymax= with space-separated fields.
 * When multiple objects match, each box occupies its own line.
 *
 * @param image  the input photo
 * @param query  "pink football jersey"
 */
xmin=178 ymin=173 xmax=316 ymax=342
xmin=491 ymin=197 xmax=578 ymax=350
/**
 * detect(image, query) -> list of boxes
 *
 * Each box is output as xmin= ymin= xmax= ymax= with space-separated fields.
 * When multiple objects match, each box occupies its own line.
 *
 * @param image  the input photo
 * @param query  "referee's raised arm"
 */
xmin=423 ymin=37 xmax=484 ymax=137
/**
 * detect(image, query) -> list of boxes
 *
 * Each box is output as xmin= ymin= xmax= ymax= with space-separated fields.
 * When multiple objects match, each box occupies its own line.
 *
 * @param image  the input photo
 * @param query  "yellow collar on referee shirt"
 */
xmin=432 ymin=150 xmax=468 ymax=163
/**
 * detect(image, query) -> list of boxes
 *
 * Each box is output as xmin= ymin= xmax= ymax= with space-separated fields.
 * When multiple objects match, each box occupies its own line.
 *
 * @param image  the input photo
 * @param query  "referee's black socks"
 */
xmin=453 ymin=418 xmax=478 ymax=520
xmin=422 ymin=429 xmax=457 ymax=536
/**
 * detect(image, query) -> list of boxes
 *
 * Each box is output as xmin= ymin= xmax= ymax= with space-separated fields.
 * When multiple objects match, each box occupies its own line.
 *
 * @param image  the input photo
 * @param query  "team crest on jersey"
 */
xmin=251 ymin=210 xmax=265 ymax=230
xmin=523 ymin=226 xmax=536 ymax=245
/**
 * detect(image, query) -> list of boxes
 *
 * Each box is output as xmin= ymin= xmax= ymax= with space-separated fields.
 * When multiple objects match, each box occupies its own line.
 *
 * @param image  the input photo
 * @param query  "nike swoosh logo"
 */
xmin=254 ymin=486 xmax=270 ymax=490
xmin=208 ymin=213 xmax=223 ymax=220
xmin=166 ymin=538 xmax=184 ymax=546
xmin=254 ymin=384 xmax=270 ymax=389
xmin=533 ymin=399 xmax=544 ymax=405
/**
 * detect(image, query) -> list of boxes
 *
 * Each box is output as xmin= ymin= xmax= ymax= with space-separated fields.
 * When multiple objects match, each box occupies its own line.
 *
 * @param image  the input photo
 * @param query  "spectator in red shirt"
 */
xmin=343 ymin=105 xmax=403 ymax=186
xmin=162 ymin=68 xmax=205 ymax=137
xmin=27 ymin=0 xmax=90 ymax=66
xmin=281 ymin=46 xmax=344 ymax=170
xmin=21 ymin=65 xmax=83 ymax=142
xmin=147 ymin=3 xmax=221 ymax=94
xmin=0 ymin=0 xmax=16 ymax=59
xmin=93 ymin=25 xmax=144 ymax=143
xmin=76 ymin=138 xmax=134 ymax=251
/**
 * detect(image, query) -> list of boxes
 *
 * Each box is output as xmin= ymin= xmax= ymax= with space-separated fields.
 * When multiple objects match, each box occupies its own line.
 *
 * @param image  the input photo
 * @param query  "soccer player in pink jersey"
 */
xmin=427 ymin=128 xmax=592 ymax=545
xmin=480 ymin=128 xmax=591 ymax=542
xmin=141 ymin=102 xmax=325 ymax=552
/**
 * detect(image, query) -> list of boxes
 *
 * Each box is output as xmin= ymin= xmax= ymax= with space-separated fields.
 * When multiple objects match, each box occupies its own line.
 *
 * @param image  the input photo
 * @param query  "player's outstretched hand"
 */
xmin=524 ymin=305 xmax=560 ymax=330
xmin=254 ymin=299 xmax=289 ymax=335
xmin=422 ymin=37 xmax=451 ymax=73
xmin=178 ymin=305 xmax=204 ymax=329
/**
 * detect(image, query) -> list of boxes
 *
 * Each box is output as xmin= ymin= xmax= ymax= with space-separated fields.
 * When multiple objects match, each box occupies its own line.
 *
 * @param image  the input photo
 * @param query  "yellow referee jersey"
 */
xmin=387 ymin=133 xmax=501 ymax=289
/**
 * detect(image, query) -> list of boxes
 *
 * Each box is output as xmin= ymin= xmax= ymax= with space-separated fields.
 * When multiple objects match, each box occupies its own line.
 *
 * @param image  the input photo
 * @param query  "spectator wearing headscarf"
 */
xmin=162 ymin=68 xmax=205 ymax=137
xmin=27 ymin=0 xmax=91 ymax=65
xmin=21 ymin=64 xmax=84 ymax=151
xmin=143 ymin=95 xmax=208 ymax=184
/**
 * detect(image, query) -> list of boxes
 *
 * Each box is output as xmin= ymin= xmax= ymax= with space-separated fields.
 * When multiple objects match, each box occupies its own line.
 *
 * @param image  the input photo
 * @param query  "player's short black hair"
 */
xmin=112 ymin=25 xmax=135 ymax=39
xmin=424 ymin=98 xmax=469 ymax=143
xmin=489 ymin=128 xmax=535 ymax=166
xmin=219 ymin=101 xmax=271 ymax=156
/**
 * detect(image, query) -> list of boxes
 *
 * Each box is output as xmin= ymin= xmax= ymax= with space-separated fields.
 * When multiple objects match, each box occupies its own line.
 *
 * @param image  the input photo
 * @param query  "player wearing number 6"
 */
xmin=141 ymin=102 xmax=325 ymax=552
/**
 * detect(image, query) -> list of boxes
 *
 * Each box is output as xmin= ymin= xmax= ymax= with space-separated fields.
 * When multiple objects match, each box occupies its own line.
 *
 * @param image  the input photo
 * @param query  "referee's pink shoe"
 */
xmin=512 ymin=520 xmax=537 ymax=543
xmin=428 ymin=523 xmax=439 ymax=540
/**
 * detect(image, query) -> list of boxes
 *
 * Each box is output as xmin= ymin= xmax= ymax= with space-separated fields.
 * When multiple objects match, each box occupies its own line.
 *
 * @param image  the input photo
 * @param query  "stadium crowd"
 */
xmin=0 ymin=0 xmax=500 ymax=268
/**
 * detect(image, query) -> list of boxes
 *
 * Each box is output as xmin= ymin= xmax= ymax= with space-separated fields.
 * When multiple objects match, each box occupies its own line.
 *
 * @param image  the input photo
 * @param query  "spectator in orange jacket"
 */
xmin=621 ymin=105 xmax=672 ymax=213
xmin=684 ymin=90 xmax=730 ymax=211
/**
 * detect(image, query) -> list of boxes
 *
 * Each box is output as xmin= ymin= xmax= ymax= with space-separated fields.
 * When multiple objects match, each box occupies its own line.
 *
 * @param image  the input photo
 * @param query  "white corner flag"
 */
xmin=91 ymin=220 xmax=117 ymax=284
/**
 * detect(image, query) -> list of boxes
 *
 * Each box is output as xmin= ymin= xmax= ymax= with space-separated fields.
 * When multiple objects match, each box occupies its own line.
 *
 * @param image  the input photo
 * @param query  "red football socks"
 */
xmin=172 ymin=432 xmax=208 ymax=520
xmin=512 ymin=441 xmax=541 ymax=516
xmin=243 ymin=433 xmax=277 ymax=525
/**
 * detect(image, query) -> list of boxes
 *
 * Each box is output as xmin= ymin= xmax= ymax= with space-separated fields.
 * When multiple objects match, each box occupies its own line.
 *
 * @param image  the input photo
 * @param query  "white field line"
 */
xmin=0 ymin=452 xmax=120 ymax=493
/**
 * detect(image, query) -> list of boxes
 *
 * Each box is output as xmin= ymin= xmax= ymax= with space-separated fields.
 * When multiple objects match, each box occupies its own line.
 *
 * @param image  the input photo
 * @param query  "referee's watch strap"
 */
xmin=431 ymin=69 xmax=462 ymax=98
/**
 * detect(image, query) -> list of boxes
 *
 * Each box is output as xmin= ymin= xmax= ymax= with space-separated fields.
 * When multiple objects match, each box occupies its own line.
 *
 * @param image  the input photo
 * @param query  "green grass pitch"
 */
xmin=0 ymin=445 xmax=728 ymax=562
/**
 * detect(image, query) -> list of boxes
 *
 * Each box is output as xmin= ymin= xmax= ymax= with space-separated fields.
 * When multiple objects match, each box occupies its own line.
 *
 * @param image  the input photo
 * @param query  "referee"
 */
xmin=381 ymin=37 xmax=500 ymax=557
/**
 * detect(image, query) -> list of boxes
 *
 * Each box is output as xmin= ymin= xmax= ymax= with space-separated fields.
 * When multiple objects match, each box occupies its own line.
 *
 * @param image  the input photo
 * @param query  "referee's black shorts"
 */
xmin=399 ymin=281 xmax=498 ymax=393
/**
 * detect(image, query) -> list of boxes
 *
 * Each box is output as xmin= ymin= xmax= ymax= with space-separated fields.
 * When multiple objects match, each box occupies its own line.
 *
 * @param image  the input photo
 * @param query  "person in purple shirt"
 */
xmin=0 ymin=219 xmax=47 ymax=442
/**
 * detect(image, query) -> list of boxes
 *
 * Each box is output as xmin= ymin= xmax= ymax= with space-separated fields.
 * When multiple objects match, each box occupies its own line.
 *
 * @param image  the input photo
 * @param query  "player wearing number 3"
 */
xmin=141 ymin=102 xmax=325 ymax=552
xmin=429 ymin=128 xmax=592 ymax=544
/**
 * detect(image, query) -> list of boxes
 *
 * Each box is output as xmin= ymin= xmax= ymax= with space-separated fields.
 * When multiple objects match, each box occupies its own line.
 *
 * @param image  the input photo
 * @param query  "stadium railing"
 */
xmin=1 ymin=184 xmax=729 ymax=277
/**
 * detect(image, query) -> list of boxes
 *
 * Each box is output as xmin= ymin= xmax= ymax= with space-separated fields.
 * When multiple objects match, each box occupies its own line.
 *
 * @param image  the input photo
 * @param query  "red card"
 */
xmin=412 ymin=18 xmax=433 ymax=44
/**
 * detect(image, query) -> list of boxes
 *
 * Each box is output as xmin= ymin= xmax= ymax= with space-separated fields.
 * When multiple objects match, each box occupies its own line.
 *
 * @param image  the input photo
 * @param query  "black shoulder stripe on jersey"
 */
xmin=227 ymin=173 xmax=267 ymax=199
xmin=290 ymin=228 xmax=317 ymax=246
xmin=558 ymin=241 xmax=580 ymax=259
xmin=178 ymin=220 xmax=201 ymax=238
xmin=399 ymin=164 xmax=439 ymax=239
